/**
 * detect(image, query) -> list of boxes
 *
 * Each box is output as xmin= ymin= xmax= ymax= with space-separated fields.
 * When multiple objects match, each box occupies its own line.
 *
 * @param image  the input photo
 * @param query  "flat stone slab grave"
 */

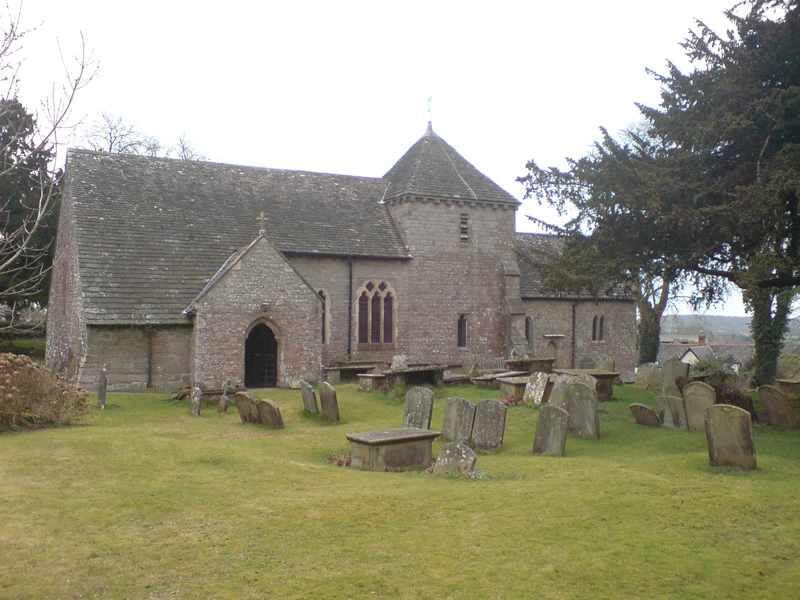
xmin=346 ymin=427 xmax=441 ymax=472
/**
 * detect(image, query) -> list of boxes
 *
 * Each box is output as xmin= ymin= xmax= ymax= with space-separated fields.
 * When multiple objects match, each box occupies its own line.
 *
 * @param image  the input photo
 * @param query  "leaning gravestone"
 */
xmin=441 ymin=397 xmax=476 ymax=443
xmin=548 ymin=374 xmax=574 ymax=410
xmin=97 ymin=368 xmax=108 ymax=410
xmin=629 ymin=403 xmax=662 ymax=427
xmin=256 ymin=398 xmax=285 ymax=429
xmin=682 ymin=381 xmax=716 ymax=432
xmin=566 ymin=382 xmax=600 ymax=439
xmin=319 ymin=381 xmax=340 ymax=422
xmin=403 ymin=387 xmax=435 ymax=429
xmin=759 ymin=384 xmax=796 ymax=429
xmin=470 ymin=399 xmax=507 ymax=451
xmin=661 ymin=358 xmax=689 ymax=398
xmin=524 ymin=372 xmax=550 ymax=405
xmin=234 ymin=391 xmax=257 ymax=424
xmin=704 ymin=404 xmax=757 ymax=470
xmin=656 ymin=395 xmax=688 ymax=430
xmin=532 ymin=404 xmax=569 ymax=456
xmin=634 ymin=362 xmax=663 ymax=392
xmin=432 ymin=442 xmax=477 ymax=475
xmin=190 ymin=386 xmax=202 ymax=416
xmin=299 ymin=380 xmax=319 ymax=414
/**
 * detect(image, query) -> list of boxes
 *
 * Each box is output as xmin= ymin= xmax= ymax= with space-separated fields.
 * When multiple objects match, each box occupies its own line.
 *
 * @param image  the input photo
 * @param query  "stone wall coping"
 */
xmin=346 ymin=427 xmax=441 ymax=446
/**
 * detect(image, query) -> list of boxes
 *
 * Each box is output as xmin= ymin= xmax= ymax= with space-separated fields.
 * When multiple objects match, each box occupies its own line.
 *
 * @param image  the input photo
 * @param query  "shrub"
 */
xmin=690 ymin=358 xmax=736 ymax=390
xmin=0 ymin=353 xmax=89 ymax=432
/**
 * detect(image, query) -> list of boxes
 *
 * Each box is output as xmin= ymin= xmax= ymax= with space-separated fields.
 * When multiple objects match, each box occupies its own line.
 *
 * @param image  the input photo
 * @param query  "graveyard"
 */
xmin=1 ymin=382 xmax=799 ymax=599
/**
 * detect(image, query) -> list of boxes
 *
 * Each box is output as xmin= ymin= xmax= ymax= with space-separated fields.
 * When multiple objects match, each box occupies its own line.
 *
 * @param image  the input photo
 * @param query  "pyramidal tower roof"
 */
xmin=382 ymin=122 xmax=519 ymax=205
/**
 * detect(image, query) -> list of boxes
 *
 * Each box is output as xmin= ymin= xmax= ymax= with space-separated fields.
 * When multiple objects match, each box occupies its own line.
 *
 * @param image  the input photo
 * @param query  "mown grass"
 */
xmin=1 ymin=383 xmax=799 ymax=599
xmin=0 ymin=337 xmax=46 ymax=360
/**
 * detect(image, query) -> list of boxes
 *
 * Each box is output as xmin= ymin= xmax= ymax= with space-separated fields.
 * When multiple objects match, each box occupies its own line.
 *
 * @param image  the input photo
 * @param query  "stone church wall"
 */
xmin=387 ymin=198 xmax=517 ymax=365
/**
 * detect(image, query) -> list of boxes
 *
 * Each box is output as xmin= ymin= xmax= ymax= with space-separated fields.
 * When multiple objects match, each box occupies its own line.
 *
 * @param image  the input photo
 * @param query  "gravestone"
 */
xmin=234 ymin=391 xmax=257 ymax=423
xmin=403 ymin=387 xmax=434 ymax=429
xmin=634 ymin=362 xmax=662 ymax=392
xmin=566 ymin=382 xmax=600 ymax=439
xmin=524 ymin=372 xmax=549 ymax=405
xmin=441 ymin=397 xmax=476 ymax=443
xmin=759 ymin=385 xmax=796 ymax=429
xmin=158 ymin=366 xmax=170 ymax=398
xmin=574 ymin=373 xmax=598 ymax=393
xmin=299 ymin=380 xmax=318 ymax=414
xmin=629 ymin=403 xmax=661 ymax=427
xmin=190 ymin=386 xmax=202 ymax=416
xmin=682 ymin=381 xmax=716 ymax=432
xmin=704 ymin=404 xmax=757 ymax=470
xmin=578 ymin=356 xmax=596 ymax=369
xmin=256 ymin=398 xmax=285 ymax=429
xmin=319 ymin=381 xmax=340 ymax=422
xmin=391 ymin=354 xmax=409 ymax=371
xmin=661 ymin=358 xmax=689 ymax=397
xmin=532 ymin=404 xmax=569 ymax=456
xmin=470 ymin=399 xmax=507 ymax=451
xmin=599 ymin=356 xmax=615 ymax=372
xmin=218 ymin=392 xmax=229 ymax=414
xmin=548 ymin=375 xmax=574 ymax=410
xmin=97 ymin=368 xmax=107 ymax=410
xmin=432 ymin=442 xmax=478 ymax=475
xmin=656 ymin=395 xmax=688 ymax=430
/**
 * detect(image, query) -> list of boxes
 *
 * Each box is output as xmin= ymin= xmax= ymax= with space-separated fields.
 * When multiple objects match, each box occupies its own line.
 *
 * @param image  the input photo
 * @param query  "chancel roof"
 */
xmin=383 ymin=123 xmax=519 ymax=206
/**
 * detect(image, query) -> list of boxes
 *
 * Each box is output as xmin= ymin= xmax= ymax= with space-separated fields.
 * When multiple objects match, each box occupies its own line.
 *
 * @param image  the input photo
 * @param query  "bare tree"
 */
xmin=83 ymin=112 xmax=163 ymax=156
xmin=172 ymin=134 xmax=207 ymax=161
xmin=0 ymin=5 xmax=94 ymax=312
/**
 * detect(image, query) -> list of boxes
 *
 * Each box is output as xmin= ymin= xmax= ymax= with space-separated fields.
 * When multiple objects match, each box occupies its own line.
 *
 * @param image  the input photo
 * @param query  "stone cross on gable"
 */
xmin=258 ymin=211 xmax=267 ymax=235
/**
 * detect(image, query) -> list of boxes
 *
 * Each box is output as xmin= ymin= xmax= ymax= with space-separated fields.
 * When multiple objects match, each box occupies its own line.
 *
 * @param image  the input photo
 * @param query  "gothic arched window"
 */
xmin=356 ymin=281 xmax=397 ymax=346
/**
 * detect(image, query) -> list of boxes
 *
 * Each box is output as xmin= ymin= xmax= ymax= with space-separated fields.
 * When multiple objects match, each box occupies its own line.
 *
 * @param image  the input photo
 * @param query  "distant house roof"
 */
xmin=383 ymin=123 xmax=519 ymax=206
xmin=658 ymin=342 xmax=754 ymax=366
xmin=513 ymin=232 xmax=632 ymax=300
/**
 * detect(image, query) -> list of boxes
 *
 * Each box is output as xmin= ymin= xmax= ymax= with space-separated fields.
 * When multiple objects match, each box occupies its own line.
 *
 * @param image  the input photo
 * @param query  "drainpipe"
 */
xmin=571 ymin=301 xmax=577 ymax=369
xmin=145 ymin=327 xmax=154 ymax=388
xmin=347 ymin=258 xmax=353 ymax=359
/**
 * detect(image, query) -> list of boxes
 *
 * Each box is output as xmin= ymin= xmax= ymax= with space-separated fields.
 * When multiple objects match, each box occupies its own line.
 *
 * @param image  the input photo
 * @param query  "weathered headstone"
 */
xmin=629 ymin=403 xmax=661 ymax=427
xmin=759 ymin=384 xmax=796 ymax=429
xmin=158 ymin=366 xmax=170 ymax=398
xmin=470 ymin=399 xmax=507 ymax=451
xmin=682 ymin=381 xmax=716 ymax=432
xmin=218 ymin=392 xmax=229 ymax=414
xmin=319 ymin=381 xmax=340 ymax=422
xmin=599 ymin=356 xmax=615 ymax=372
xmin=234 ymin=391 xmax=256 ymax=423
xmin=441 ymin=397 xmax=476 ymax=443
xmin=391 ymin=354 xmax=409 ymax=371
xmin=634 ymin=362 xmax=663 ymax=392
xmin=432 ymin=441 xmax=478 ymax=475
xmin=299 ymin=380 xmax=318 ymax=414
xmin=97 ymin=368 xmax=108 ymax=410
xmin=190 ymin=385 xmax=202 ymax=417
xmin=256 ymin=398 xmax=285 ymax=429
xmin=574 ymin=373 xmax=598 ymax=393
xmin=656 ymin=395 xmax=688 ymax=430
xmin=524 ymin=372 xmax=549 ymax=405
xmin=548 ymin=374 xmax=574 ymax=410
xmin=532 ymin=404 xmax=569 ymax=456
xmin=578 ymin=356 xmax=596 ymax=369
xmin=661 ymin=358 xmax=689 ymax=398
xmin=566 ymin=382 xmax=599 ymax=439
xmin=704 ymin=404 xmax=757 ymax=470
xmin=403 ymin=387 xmax=435 ymax=429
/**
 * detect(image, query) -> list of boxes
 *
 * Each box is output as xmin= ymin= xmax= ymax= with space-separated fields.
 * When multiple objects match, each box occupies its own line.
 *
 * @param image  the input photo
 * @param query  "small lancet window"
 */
xmin=525 ymin=316 xmax=534 ymax=350
xmin=457 ymin=314 xmax=468 ymax=348
xmin=318 ymin=290 xmax=327 ymax=344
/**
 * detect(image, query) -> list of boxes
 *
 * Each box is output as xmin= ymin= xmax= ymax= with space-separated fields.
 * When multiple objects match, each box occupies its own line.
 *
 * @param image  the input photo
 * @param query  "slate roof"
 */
xmin=67 ymin=150 xmax=410 ymax=325
xmin=383 ymin=123 xmax=519 ymax=205
xmin=514 ymin=233 xmax=633 ymax=300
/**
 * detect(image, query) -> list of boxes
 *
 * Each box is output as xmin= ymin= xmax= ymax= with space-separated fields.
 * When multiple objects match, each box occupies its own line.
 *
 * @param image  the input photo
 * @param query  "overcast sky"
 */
xmin=15 ymin=0 xmax=746 ymax=315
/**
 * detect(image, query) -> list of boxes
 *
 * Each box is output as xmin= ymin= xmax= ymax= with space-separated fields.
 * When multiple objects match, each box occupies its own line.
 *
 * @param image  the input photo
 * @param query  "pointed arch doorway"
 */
xmin=245 ymin=323 xmax=278 ymax=387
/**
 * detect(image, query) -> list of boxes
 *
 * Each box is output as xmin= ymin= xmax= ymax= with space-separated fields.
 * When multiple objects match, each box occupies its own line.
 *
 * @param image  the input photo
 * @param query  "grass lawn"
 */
xmin=1 ymin=383 xmax=799 ymax=599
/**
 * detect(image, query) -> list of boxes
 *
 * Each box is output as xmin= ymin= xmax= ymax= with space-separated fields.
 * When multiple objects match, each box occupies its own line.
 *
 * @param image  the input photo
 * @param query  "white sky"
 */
xmin=14 ymin=0 xmax=746 ymax=315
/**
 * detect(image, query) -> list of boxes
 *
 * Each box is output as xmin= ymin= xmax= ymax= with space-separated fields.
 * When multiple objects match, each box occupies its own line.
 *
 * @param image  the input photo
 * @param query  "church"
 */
xmin=46 ymin=123 xmax=636 ymax=390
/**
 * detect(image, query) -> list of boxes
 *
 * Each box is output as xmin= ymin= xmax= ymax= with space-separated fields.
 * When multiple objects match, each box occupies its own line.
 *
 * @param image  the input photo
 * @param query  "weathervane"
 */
xmin=427 ymin=95 xmax=433 ymax=122
xmin=258 ymin=211 xmax=267 ymax=235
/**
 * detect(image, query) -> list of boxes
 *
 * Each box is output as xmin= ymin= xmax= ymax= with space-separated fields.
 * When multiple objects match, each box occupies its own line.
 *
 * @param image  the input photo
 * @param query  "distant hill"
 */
xmin=661 ymin=314 xmax=752 ymax=344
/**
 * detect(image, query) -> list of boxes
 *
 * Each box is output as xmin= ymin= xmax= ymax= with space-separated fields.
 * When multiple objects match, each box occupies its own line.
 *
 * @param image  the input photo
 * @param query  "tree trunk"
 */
xmin=637 ymin=303 xmax=662 ymax=365
xmin=747 ymin=287 xmax=794 ymax=387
